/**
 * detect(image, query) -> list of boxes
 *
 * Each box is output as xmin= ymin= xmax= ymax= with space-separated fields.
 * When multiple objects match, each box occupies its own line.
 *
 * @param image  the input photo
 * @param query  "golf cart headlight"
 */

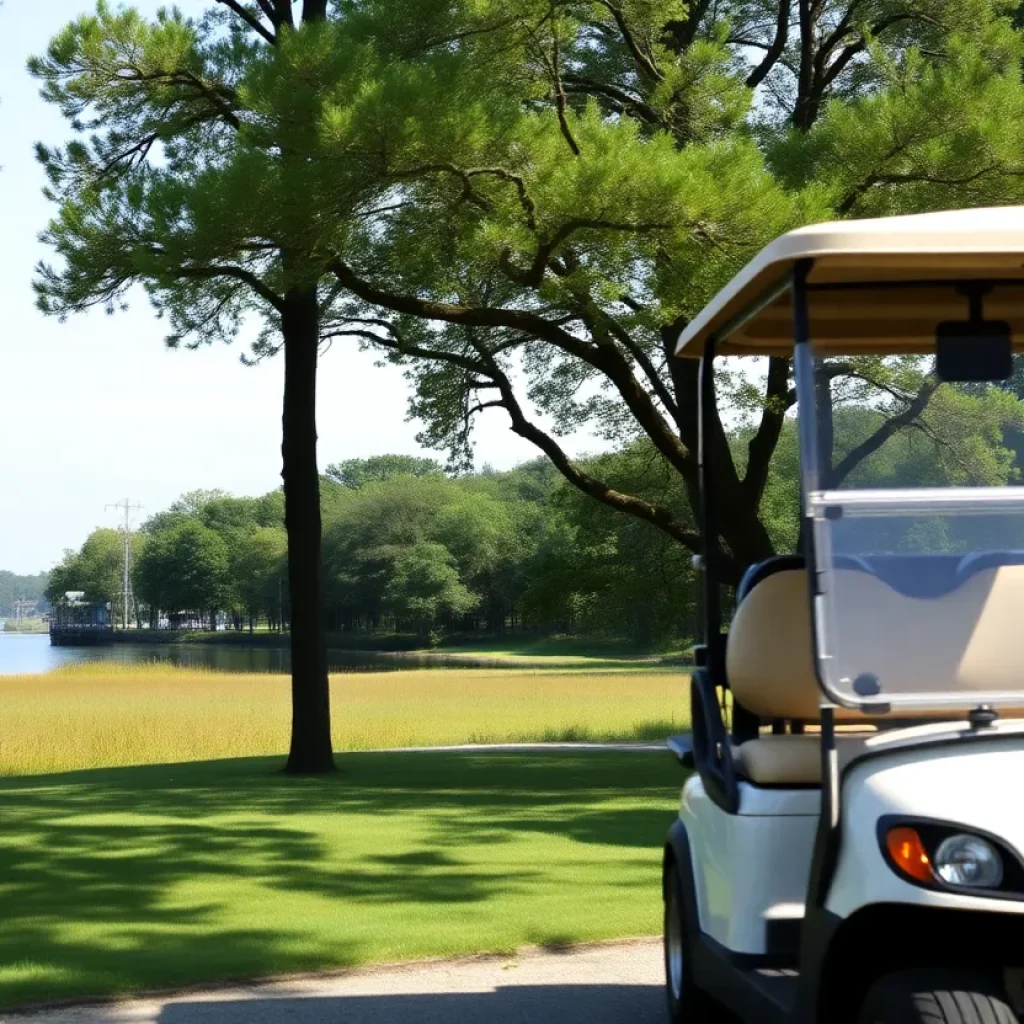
xmin=933 ymin=834 xmax=1003 ymax=889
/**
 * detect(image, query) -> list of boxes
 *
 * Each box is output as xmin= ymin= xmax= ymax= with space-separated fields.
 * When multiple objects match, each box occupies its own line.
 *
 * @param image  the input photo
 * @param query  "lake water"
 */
xmin=0 ymin=633 xmax=535 ymax=676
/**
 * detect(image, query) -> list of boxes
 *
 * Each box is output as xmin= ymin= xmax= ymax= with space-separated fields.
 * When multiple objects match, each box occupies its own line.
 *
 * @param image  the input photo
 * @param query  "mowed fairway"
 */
xmin=0 ymin=751 xmax=683 ymax=1008
xmin=0 ymin=664 xmax=688 ymax=776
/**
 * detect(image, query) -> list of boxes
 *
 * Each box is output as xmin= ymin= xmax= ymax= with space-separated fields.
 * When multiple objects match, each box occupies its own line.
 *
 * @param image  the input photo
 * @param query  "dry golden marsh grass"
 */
xmin=0 ymin=663 xmax=689 ymax=776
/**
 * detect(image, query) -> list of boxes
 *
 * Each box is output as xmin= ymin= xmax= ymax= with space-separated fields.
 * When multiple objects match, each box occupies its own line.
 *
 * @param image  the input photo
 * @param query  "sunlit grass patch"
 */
xmin=0 ymin=663 xmax=689 ymax=776
xmin=0 ymin=751 xmax=683 ymax=1008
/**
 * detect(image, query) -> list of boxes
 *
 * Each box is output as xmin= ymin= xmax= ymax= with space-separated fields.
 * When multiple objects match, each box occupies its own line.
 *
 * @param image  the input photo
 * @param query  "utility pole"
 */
xmin=106 ymin=498 xmax=143 ymax=630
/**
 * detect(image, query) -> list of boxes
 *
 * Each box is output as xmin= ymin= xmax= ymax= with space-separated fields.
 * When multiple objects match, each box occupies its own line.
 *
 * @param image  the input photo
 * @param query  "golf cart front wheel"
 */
xmin=663 ymin=862 xmax=714 ymax=1023
xmin=857 ymin=969 xmax=1019 ymax=1023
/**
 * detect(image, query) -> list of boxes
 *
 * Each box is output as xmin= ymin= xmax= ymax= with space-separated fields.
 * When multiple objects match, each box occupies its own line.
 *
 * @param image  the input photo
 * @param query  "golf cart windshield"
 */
xmin=806 ymin=351 xmax=1024 ymax=711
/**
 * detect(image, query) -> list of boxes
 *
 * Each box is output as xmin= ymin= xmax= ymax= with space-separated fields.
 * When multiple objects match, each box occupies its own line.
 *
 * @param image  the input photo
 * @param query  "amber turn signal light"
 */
xmin=886 ymin=826 xmax=934 ymax=883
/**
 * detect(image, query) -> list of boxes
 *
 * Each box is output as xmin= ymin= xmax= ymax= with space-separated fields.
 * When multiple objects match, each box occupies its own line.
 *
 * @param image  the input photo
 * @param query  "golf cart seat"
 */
xmin=726 ymin=555 xmax=1024 ymax=785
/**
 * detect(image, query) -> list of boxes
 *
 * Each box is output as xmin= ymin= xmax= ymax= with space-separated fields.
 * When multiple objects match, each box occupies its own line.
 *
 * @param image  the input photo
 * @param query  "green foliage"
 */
xmin=523 ymin=441 xmax=698 ymax=647
xmin=45 ymin=529 xmax=143 ymax=621
xmin=30 ymin=0 xmax=1024 ymax=601
xmin=135 ymin=520 xmax=230 ymax=614
xmin=230 ymin=525 xmax=288 ymax=620
xmin=0 ymin=573 xmax=48 ymax=618
xmin=383 ymin=541 xmax=478 ymax=631
xmin=325 ymin=455 xmax=444 ymax=488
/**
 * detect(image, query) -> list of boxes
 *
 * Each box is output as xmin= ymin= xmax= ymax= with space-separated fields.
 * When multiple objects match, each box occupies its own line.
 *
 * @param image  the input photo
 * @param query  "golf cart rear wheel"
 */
xmin=857 ymin=969 xmax=1019 ymax=1024
xmin=663 ymin=862 xmax=714 ymax=1023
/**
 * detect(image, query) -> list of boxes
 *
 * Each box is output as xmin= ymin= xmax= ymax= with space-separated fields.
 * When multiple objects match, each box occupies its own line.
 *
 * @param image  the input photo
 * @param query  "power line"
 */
xmin=106 ymin=498 xmax=143 ymax=630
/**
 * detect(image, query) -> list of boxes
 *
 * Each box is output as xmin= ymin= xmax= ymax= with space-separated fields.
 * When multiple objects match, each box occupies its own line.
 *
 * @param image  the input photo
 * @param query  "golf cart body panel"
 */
xmin=681 ymin=773 xmax=817 ymax=955
xmin=829 ymin=735 xmax=1024 ymax=920
xmin=662 ymin=206 xmax=1024 ymax=1023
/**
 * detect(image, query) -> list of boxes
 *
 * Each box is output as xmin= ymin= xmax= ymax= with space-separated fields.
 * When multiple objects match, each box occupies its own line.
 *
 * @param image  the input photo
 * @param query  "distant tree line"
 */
xmin=40 ymin=367 xmax=1024 ymax=650
xmin=0 ymin=572 xmax=49 ymax=619
xmin=44 ymin=452 xmax=699 ymax=649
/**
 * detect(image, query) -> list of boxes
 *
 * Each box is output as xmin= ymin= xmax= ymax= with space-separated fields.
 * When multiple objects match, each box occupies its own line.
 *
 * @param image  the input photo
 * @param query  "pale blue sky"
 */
xmin=0 ymin=1 xmax=599 ymax=575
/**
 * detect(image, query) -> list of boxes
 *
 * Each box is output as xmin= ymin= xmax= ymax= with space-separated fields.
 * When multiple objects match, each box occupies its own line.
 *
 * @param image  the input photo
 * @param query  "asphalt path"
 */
xmin=5 ymin=939 xmax=665 ymax=1024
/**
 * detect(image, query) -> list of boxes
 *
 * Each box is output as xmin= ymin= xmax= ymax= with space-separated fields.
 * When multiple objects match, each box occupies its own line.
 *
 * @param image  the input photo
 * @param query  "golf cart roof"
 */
xmin=674 ymin=206 xmax=1024 ymax=358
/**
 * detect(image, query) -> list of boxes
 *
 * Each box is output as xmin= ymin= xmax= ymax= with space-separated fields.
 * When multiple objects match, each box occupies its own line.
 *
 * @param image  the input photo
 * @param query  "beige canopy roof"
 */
xmin=674 ymin=206 xmax=1024 ymax=358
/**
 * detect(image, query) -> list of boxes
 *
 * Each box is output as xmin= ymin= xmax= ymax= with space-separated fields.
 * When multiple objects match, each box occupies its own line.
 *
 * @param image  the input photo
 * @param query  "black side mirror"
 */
xmin=935 ymin=318 xmax=1013 ymax=382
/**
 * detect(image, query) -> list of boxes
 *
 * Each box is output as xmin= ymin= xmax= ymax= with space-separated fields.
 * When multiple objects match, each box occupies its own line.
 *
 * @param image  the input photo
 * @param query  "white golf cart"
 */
xmin=663 ymin=207 xmax=1024 ymax=1024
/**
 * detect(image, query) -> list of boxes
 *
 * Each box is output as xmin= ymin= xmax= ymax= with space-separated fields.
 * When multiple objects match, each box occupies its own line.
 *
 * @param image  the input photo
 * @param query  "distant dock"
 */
xmin=49 ymin=592 xmax=115 ymax=647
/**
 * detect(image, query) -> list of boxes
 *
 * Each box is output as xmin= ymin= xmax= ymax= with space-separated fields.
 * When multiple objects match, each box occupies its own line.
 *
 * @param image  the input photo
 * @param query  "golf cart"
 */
xmin=662 ymin=207 xmax=1024 ymax=1024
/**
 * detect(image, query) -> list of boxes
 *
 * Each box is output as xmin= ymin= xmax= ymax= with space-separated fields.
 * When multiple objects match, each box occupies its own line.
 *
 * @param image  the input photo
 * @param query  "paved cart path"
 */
xmin=4 ymin=938 xmax=664 ymax=1024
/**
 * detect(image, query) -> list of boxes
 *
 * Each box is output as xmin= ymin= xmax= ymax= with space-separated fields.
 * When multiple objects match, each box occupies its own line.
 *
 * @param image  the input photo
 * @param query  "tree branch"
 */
xmin=516 ymin=218 xmax=670 ymax=287
xmin=213 ymin=0 xmax=277 ymax=44
xmin=174 ymin=264 xmax=285 ymax=313
xmin=479 ymin=348 xmax=700 ymax=550
xmin=548 ymin=13 xmax=581 ymax=156
xmin=821 ymin=13 xmax=934 ymax=90
xmin=836 ymin=163 xmax=1024 ymax=216
xmin=745 ymin=0 xmax=790 ymax=88
xmin=830 ymin=380 xmax=938 ymax=486
xmin=793 ymin=0 xmax=819 ymax=130
xmin=322 ymin=323 xmax=491 ymax=375
xmin=328 ymin=258 xmax=698 ymax=485
xmin=562 ymin=75 xmax=661 ymax=125
xmin=601 ymin=317 xmax=680 ymax=423
xmin=253 ymin=0 xmax=278 ymax=24
xmin=595 ymin=0 xmax=663 ymax=80
xmin=328 ymin=258 xmax=589 ymax=353
xmin=273 ymin=0 xmax=294 ymax=28
xmin=743 ymin=356 xmax=794 ymax=504
xmin=664 ymin=0 xmax=712 ymax=53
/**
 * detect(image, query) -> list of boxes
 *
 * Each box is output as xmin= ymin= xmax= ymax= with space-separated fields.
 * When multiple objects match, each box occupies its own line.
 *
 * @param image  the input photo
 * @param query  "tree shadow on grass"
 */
xmin=0 ymin=751 xmax=682 ymax=1009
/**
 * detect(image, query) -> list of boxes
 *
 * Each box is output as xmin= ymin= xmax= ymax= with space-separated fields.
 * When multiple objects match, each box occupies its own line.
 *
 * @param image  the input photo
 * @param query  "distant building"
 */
xmin=49 ymin=592 xmax=114 ymax=646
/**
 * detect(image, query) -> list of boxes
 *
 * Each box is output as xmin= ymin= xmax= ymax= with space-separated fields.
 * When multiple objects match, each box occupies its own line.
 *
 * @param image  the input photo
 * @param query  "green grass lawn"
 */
xmin=0 ymin=750 xmax=683 ymax=1009
xmin=426 ymin=634 xmax=692 ymax=666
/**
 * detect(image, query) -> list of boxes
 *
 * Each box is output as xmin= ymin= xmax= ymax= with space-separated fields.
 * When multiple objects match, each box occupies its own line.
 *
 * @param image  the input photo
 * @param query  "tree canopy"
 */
xmin=31 ymin=1 xmax=1024 ymax=720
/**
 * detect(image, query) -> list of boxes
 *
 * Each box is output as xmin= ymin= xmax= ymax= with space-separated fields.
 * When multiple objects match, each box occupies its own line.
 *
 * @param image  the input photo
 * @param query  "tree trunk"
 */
xmin=281 ymin=284 xmax=335 ymax=773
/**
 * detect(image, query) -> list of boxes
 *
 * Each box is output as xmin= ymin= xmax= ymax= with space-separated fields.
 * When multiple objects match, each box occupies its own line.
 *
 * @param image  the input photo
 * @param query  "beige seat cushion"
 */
xmin=726 ymin=566 xmax=1024 ymax=721
xmin=735 ymin=734 xmax=868 ymax=785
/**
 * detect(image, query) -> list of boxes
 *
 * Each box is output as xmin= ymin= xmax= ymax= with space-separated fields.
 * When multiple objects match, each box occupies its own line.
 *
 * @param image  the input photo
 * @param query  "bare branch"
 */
xmin=213 ymin=0 xmax=277 ymax=44
xmin=273 ymin=0 xmax=294 ymax=28
xmin=602 ymin=317 xmax=680 ymax=422
xmin=746 ymin=0 xmax=790 ymax=88
xmin=562 ymin=75 xmax=660 ymax=125
xmin=822 ymin=13 xmax=938 ymax=90
xmin=323 ymin=325 xmax=491 ymax=375
xmin=549 ymin=12 xmax=581 ymax=156
xmin=253 ymin=0 xmax=278 ymax=23
xmin=743 ymin=356 xmax=794 ymax=504
xmin=466 ymin=399 xmax=505 ymax=417
xmin=174 ymin=264 xmax=285 ymax=313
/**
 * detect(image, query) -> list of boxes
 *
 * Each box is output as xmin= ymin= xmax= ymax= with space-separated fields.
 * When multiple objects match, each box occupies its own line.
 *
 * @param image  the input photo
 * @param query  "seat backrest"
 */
xmin=736 ymin=554 xmax=805 ymax=603
xmin=727 ymin=569 xmax=821 ymax=720
xmin=726 ymin=565 xmax=1024 ymax=720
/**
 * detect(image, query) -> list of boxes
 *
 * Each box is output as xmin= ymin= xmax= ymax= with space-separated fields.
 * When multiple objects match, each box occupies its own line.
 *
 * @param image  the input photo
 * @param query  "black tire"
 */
xmin=663 ymin=860 xmax=715 ymax=1023
xmin=857 ymin=970 xmax=1019 ymax=1024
